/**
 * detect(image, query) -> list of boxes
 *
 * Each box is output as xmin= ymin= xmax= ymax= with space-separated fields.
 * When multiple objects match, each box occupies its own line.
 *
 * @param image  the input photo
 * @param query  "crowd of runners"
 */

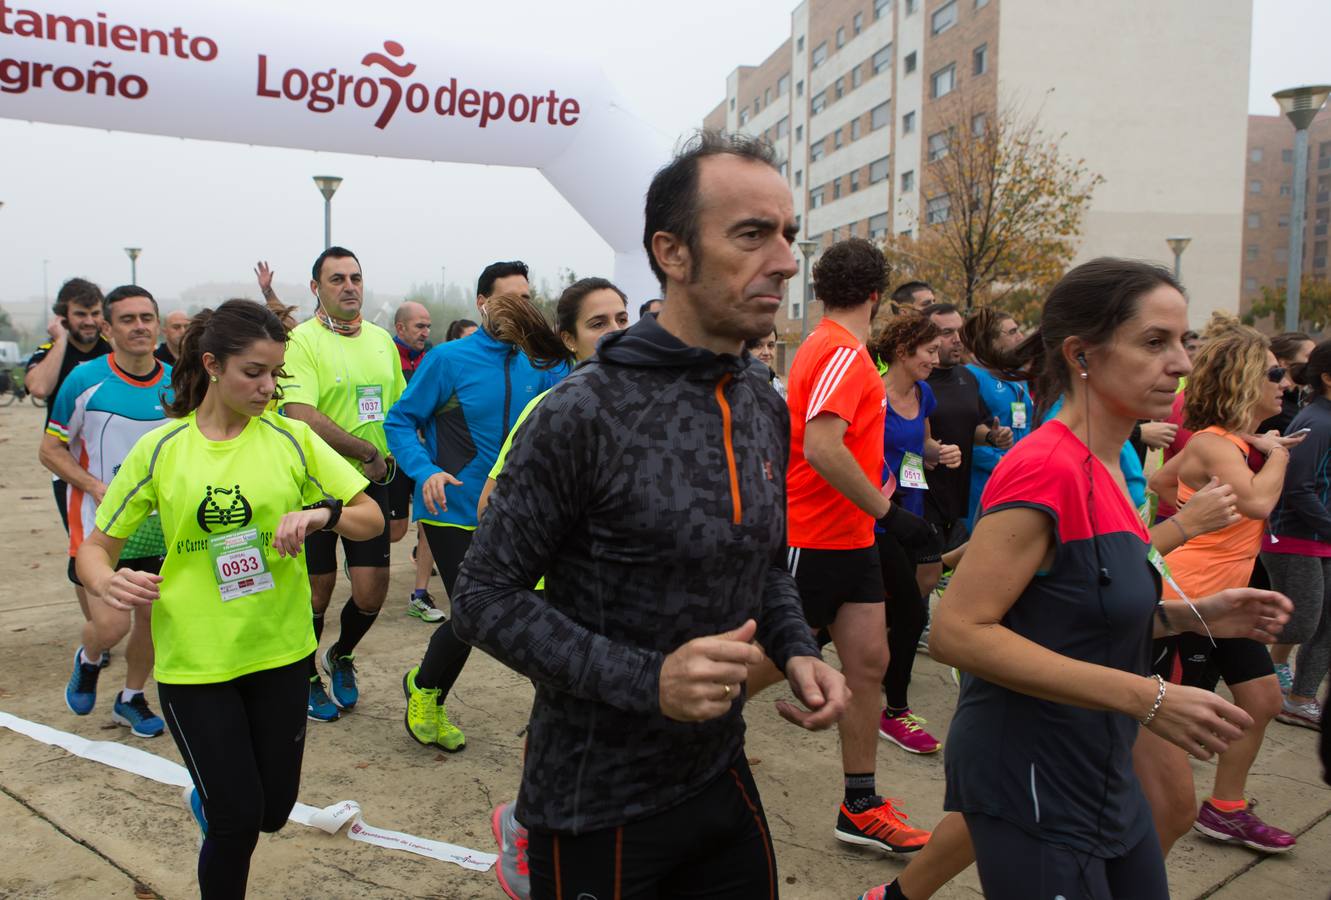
xmin=21 ymin=131 xmax=1331 ymax=899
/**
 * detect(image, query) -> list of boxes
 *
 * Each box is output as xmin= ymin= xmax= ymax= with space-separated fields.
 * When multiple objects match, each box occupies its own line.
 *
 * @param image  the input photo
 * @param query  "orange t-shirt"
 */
xmin=1162 ymin=427 xmax=1265 ymax=600
xmin=786 ymin=318 xmax=886 ymax=550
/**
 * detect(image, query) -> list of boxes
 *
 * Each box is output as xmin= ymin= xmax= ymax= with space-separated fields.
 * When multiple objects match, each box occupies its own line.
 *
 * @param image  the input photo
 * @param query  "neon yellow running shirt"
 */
xmin=96 ymin=411 xmax=368 ymax=684
xmin=487 ymin=390 xmax=548 ymax=589
xmin=279 ymin=319 xmax=406 ymax=472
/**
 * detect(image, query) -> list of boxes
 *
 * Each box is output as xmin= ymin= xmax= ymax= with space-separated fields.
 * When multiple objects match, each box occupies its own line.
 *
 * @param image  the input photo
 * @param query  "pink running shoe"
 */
xmin=1193 ymin=800 xmax=1296 ymax=853
xmin=858 ymin=885 xmax=888 ymax=900
xmin=878 ymin=708 xmax=941 ymax=754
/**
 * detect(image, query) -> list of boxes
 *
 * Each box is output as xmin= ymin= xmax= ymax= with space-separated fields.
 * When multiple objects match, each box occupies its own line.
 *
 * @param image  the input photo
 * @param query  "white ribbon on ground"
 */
xmin=0 ymin=710 xmax=496 ymax=872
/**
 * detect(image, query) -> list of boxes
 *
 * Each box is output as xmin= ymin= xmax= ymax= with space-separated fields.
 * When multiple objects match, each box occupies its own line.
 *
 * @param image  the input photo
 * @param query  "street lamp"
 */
xmin=312 ymin=175 xmax=343 ymax=249
xmin=124 ymin=247 xmax=142 ymax=285
xmin=796 ymin=239 xmax=819 ymax=340
xmin=1165 ymin=236 xmax=1191 ymax=282
xmin=1273 ymin=85 xmax=1331 ymax=332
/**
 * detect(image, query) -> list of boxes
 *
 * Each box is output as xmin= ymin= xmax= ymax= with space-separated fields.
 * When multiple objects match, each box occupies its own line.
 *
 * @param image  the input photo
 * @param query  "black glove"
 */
xmin=878 ymin=503 xmax=937 ymax=551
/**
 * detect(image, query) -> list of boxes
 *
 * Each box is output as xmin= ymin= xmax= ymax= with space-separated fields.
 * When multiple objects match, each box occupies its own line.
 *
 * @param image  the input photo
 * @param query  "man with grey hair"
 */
xmin=154 ymin=309 xmax=191 ymax=365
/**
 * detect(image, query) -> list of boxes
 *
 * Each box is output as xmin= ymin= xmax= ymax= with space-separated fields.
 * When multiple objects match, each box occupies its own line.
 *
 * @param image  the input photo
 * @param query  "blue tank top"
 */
xmin=883 ymin=380 xmax=936 ymax=516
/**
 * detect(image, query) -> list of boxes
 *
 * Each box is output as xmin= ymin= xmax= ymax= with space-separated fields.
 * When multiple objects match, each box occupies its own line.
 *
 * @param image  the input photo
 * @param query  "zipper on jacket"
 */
xmin=714 ymin=374 xmax=742 ymax=525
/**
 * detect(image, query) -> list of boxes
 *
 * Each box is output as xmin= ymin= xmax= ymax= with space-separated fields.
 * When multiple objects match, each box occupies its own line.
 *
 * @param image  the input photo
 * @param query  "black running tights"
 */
xmin=414 ymin=524 xmax=474 ymax=694
xmin=877 ymin=532 xmax=928 ymax=710
xmin=157 ymin=657 xmax=309 ymax=900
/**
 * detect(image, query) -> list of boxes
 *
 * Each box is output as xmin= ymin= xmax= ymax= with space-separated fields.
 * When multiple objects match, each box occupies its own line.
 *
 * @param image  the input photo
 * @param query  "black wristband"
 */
xmin=303 ymin=498 xmax=343 ymax=531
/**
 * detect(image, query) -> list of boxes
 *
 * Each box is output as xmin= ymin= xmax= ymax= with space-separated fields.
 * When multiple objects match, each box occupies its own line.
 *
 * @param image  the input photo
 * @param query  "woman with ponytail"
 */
xmin=1261 ymin=339 xmax=1331 ymax=732
xmin=386 ymin=288 xmax=571 ymax=752
xmin=76 ymin=299 xmax=383 ymax=899
xmin=962 ymin=308 xmax=1033 ymax=526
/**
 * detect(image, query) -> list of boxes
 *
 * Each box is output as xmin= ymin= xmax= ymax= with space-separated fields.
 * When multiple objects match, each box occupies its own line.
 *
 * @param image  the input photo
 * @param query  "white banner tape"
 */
xmin=0 ymin=710 xmax=496 ymax=872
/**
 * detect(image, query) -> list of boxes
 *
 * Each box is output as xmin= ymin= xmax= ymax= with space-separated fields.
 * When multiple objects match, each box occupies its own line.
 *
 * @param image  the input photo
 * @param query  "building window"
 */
xmin=796 ymin=124 xmax=803 ymax=143
xmin=851 ymin=118 xmax=862 ymax=140
xmin=851 ymin=170 xmax=860 ymax=192
xmin=1244 ymin=277 xmax=1258 ymax=292
xmin=795 ymin=169 xmax=803 ymax=187
xmin=1282 ymin=148 xmax=1294 ymax=163
xmin=873 ymin=44 xmax=893 ymax=75
xmin=871 ymin=101 xmax=890 ymax=131
xmin=875 ymin=0 xmax=891 ymax=20
xmin=901 ymin=170 xmax=915 ymax=192
xmin=906 ymin=0 xmax=918 ymax=14
xmin=905 ymin=51 xmax=917 ymax=74
xmin=837 ymin=27 xmax=846 ymax=49
xmin=975 ymin=0 xmax=989 ymax=7
xmin=926 ymin=195 xmax=951 ymax=224
xmin=833 ymin=179 xmax=842 ymax=200
xmin=1247 ymin=212 xmax=1260 ymax=228
xmin=853 ymin=66 xmax=863 ymax=88
xmin=754 ymin=98 xmax=761 ymax=114
xmin=932 ymin=0 xmax=958 ymax=34
xmin=928 ymin=130 xmax=949 ymax=161
xmin=1250 ymin=147 xmax=1263 ymax=163
xmin=1276 ymin=246 xmax=1288 ymax=263
xmin=797 ymin=80 xmax=804 ymax=97
xmin=833 ymin=129 xmax=843 ymax=149
xmin=810 ymin=185 xmax=825 ymax=208
xmin=1249 ymin=180 xmax=1261 ymax=194
xmin=778 ymin=74 xmax=790 ymax=96
xmin=869 ymin=213 xmax=889 ymax=239
xmin=1246 ymin=244 xmax=1259 ymax=259
xmin=854 ymin=12 xmax=864 ymax=33
xmin=797 ymin=36 xmax=804 ymax=52
xmin=835 ymin=77 xmax=844 ymax=100
xmin=776 ymin=116 xmax=790 ymax=139
xmin=729 ymin=98 xmax=735 ymax=110
xmin=973 ymin=43 xmax=988 ymax=75
xmin=812 ymin=42 xmax=828 ymax=68
xmin=811 ymin=139 xmax=825 ymax=161
xmin=779 ymin=162 xmax=789 ymax=179
xmin=764 ymin=88 xmax=771 ymax=105
xmin=1281 ymin=182 xmax=1291 ymax=197
xmin=811 ymin=91 xmax=827 ymax=115
xmin=739 ymin=108 xmax=749 ymax=126
xmin=902 ymin=111 xmax=916 ymax=134
xmin=1279 ymin=214 xmax=1290 ymax=228
xmin=870 ymin=156 xmax=890 ymax=184
xmin=900 ymin=228 xmax=913 ymax=239
xmin=972 ymin=112 xmax=987 ymax=136
xmin=931 ymin=64 xmax=956 ymax=99
xmin=1277 ymin=277 xmax=1287 ymax=290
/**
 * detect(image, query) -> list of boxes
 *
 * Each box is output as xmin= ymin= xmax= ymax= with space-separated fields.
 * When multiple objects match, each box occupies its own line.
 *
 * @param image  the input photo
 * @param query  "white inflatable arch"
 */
xmin=0 ymin=0 xmax=671 ymax=301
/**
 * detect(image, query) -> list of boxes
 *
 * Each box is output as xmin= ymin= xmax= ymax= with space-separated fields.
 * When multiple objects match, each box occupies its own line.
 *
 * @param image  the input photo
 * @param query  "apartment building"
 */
xmin=703 ymin=0 xmax=1251 ymax=340
xmin=1241 ymin=109 xmax=1331 ymax=314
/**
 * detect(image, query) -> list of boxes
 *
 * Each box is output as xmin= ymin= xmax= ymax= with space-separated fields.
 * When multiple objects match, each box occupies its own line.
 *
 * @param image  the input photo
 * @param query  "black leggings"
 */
xmin=158 ymin=657 xmax=309 ymax=900
xmin=877 ymin=532 xmax=928 ymax=710
xmin=526 ymin=756 xmax=777 ymax=900
xmin=966 ymin=813 xmax=1168 ymax=900
xmin=414 ymin=524 xmax=474 ymax=694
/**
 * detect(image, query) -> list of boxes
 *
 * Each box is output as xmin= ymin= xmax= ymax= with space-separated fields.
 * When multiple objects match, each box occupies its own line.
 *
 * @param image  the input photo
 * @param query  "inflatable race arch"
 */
xmin=0 ymin=0 xmax=671 ymax=301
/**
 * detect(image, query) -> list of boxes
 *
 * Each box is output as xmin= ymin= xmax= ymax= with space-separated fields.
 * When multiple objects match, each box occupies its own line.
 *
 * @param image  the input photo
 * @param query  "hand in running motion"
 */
xmin=100 ymin=568 xmax=162 ymax=610
xmin=1145 ymin=682 xmax=1251 ymax=761
xmin=422 ymin=470 xmax=463 ymax=515
xmin=1139 ymin=421 xmax=1179 ymax=450
xmin=363 ymin=450 xmax=389 ymax=483
xmin=937 ymin=443 xmax=962 ymax=468
xmin=1186 ymin=587 xmax=1293 ymax=644
xmin=1242 ymin=429 xmax=1305 ymax=456
xmin=1174 ymin=476 xmax=1239 ymax=539
xmin=659 ymin=619 xmax=763 ymax=722
xmin=987 ymin=418 xmax=1014 ymax=450
xmin=273 ymin=507 xmax=333 ymax=557
xmin=776 ymin=655 xmax=849 ymax=730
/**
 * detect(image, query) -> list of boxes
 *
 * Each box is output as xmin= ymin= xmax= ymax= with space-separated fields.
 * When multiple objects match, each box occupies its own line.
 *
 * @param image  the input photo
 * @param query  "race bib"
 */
xmin=899 ymin=452 xmax=928 ymax=490
xmin=1011 ymin=402 xmax=1028 ymax=431
xmin=208 ymin=528 xmax=275 ymax=601
xmin=356 ymin=385 xmax=384 ymax=423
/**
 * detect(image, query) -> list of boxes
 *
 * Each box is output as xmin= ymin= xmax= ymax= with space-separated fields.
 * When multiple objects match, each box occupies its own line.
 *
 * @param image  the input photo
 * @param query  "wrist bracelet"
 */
xmin=1155 ymin=601 xmax=1177 ymax=635
xmin=1168 ymin=516 xmax=1190 ymax=544
xmin=1139 ymin=674 xmax=1167 ymax=727
xmin=303 ymin=498 xmax=342 ymax=531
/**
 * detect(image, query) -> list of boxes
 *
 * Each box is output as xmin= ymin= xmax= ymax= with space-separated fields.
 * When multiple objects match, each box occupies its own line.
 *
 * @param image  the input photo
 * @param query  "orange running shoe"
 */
xmin=834 ymin=798 xmax=931 ymax=853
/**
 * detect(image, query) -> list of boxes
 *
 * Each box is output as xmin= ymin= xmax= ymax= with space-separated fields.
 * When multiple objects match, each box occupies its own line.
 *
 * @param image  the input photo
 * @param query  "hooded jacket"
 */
xmin=451 ymin=315 xmax=819 ymax=834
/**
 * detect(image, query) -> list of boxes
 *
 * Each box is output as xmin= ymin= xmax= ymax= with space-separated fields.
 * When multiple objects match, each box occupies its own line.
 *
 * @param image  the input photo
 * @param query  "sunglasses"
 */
xmin=1267 ymin=366 xmax=1287 ymax=384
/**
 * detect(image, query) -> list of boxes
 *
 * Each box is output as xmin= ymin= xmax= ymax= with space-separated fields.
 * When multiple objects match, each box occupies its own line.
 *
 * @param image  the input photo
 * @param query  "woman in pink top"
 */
xmin=1143 ymin=325 xmax=1303 ymax=855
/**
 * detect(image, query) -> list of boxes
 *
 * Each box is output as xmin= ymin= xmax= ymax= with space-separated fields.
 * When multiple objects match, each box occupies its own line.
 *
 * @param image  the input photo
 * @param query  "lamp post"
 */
xmin=312 ymin=175 xmax=343 ymax=249
xmin=1273 ymin=85 xmax=1331 ymax=333
xmin=124 ymin=247 xmax=142 ymax=285
xmin=1165 ymin=236 xmax=1191 ymax=282
xmin=796 ymin=239 xmax=819 ymax=341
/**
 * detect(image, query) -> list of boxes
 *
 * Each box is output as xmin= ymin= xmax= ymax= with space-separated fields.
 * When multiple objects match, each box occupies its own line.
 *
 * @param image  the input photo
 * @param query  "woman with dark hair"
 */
xmin=388 ymin=291 xmax=571 ymax=753
xmin=745 ymin=327 xmax=785 ymax=398
xmin=1261 ymin=338 xmax=1331 ymax=732
xmin=865 ymin=311 xmax=955 ymax=755
xmin=962 ymin=308 xmax=1033 ymax=526
xmin=921 ymin=258 xmax=1291 ymax=899
xmin=1144 ymin=326 xmax=1303 ymax=855
xmin=75 ymin=299 xmax=383 ymax=899
xmin=445 ymin=318 xmax=479 ymax=342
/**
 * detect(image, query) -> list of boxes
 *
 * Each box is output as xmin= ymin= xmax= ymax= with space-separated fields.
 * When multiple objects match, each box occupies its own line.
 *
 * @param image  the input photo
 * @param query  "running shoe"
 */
xmin=878 ymin=708 xmax=941 ymax=754
xmin=1193 ymin=800 xmax=1296 ymax=853
xmin=403 ymin=666 xmax=441 ymax=746
xmin=97 ymin=649 xmax=111 ymax=669
xmin=437 ymin=702 xmax=466 ymax=752
xmin=183 ymin=786 xmax=207 ymax=837
xmin=112 ymin=693 xmax=165 ymax=738
xmin=307 ymin=676 xmax=340 ymax=722
xmin=1275 ymin=697 xmax=1322 ymax=730
xmin=491 ymin=801 xmax=530 ymax=900
xmin=915 ymin=623 xmax=931 ymax=654
xmin=1273 ymin=662 xmax=1292 ymax=695
xmin=834 ymin=798 xmax=931 ymax=853
xmin=321 ymin=648 xmax=359 ymax=709
xmin=65 ymin=647 xmax=101 ymax=715
xmin=858 ymin=886 xmax=889 ymax=900
xmin=408 ymin=591 xmax=445 ymax=623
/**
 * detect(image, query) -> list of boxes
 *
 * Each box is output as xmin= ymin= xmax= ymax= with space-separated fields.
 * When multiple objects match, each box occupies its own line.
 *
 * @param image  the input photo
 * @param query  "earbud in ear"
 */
xmin=1076 ymin=352 xmax=1088 ymax=370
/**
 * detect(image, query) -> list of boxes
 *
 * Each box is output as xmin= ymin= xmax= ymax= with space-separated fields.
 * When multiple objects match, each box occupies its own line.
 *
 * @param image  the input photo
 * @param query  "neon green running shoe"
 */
xmin=403 ymin=666 xmax=441 ymax=747
xmin=437 ymin=703 xmax=466 ymax=753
